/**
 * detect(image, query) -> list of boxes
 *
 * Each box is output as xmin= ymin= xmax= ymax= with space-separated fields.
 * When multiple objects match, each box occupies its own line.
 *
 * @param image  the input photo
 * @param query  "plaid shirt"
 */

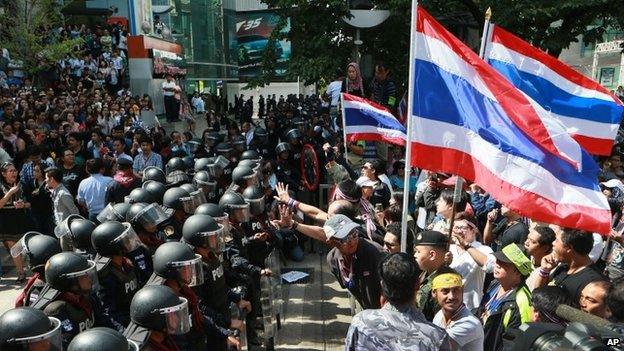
xmin=132 ymin=151 xmax=163 ymax=174
xmin=20 ymin=160 xmax=53 ymax=186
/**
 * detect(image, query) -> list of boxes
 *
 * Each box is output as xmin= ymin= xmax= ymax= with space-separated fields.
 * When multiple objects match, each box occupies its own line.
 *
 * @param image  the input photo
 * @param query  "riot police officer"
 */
xmin=231 ymin=165 xmax=256 ymax=193
xmin=161 ymin=187 xmax=192 ymax=241
xmin=91 ymin=221 xmax=142 ymax=326
xmin=166 ymin=157 xmax=190 ymax=187
xmin=275 ymin=142 xmax=300 ymax=191
xmin=55 ymin=214 xmax=97 ymax=259
xmin=32 ymin=252 xmax=122 ymax=347
xmin=193 ymin=170 xmax=218 ymax=203
xmin=98 ymin=202 xmax=132 ymax=223
xmin=11 ymin=232 xmax=62 ymax=307
xmin=68 ymin=327 xmax=139 ymax=351
xmin=127 ymin=202 xmax=170 ymax=253
xmin=142 ymin=180 xmax=167 ymax=204
xmin=182 ymin=214 xmax=251 ymax=351
xmin=250 ymin=128 xmax=272 ymax=159
xmin=142 ymin=166 xmax=166 ymax=184
xmin=125 ymin=188 xmax=155 ymax=205
xmin=242 ymin=185 xmax=273 ymax=267
xmin=0 ymin=307 xmax=62 ymax=351
xmin=151 ymin=242 xmax=207 ymax=350
xmin=124 ymin=285 xmax=192 ymax=351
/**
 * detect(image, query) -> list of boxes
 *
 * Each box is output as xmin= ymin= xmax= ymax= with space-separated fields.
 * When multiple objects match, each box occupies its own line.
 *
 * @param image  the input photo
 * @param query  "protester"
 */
xmin=45 ymin=167 xmax=79 ymax=226
xmin=523 ymin=225 xmax=556 ymax=290
xmin=579 ymin=280 xmax=612 ymax=319
xmin=345 ymin=253 xmax=451 ymax=350
xmin=531 ymin=286 xmax=572 ymax=324
xmin=77 ymin=158 xmax=113 ymax=221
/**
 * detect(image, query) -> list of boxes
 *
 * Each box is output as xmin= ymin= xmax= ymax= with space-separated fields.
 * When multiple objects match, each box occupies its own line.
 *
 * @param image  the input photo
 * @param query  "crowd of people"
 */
xmin=0 ymin=16 xmax=624 ymax=350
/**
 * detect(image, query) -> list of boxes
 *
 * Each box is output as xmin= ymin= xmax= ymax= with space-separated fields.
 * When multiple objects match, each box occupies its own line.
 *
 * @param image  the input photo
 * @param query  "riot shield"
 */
xmin=230 ymin=302 xmax=248 ymax=351
xmin=260 ymin=249 xmax=283 ymax=344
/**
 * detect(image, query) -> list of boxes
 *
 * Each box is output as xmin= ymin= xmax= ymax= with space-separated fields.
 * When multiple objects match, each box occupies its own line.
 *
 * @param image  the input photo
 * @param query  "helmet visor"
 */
xmin=97 ymin=203 xmax=122 ymax=223
xmin=136 ymin=203 xmax=171 ymax=227
xmin=113 ymin=224 xmax=143 ymax=254
xmin=157 ymin=297 xmax=192 ymax=335
xmin=196 ymin=224 xmax=225 ymax=253
xmin=65 ymin=260 xmax=99 ymax=294
xmin=214 ymin=214 xmax=233 ymax=243
xmin=245 ymin=197 xmax=265 ymax=216
xmin=180 ymin=190 xmax=206 ymax=214
xmin=196 ymin=180 xmax=217 ymax=200
xmin=230 ymin=203 xmax=251 ymax=223
xmin=10 ymin=316 xmax=62 ymax=351
xmin=215 ymin=155 xmax=231 ymax=170
xmin=10 ymin=231 xmax=40 ymax=258
xmin=166 ymin=170 xmax=189 ymax=185
xmin=53 ymin=214 xmax=80 ymax=239
xmin=170 ymin=254 xmax=205 ymax=287
xmin=233 ymin=141 xmax=246 ymax=152
xmin=206 ymin=163 xmax=223 ymax=178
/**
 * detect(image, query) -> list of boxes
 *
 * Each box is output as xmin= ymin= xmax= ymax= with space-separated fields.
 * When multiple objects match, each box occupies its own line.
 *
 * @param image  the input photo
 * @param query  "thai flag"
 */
xmin=485 ymin=25 xmax=624 ymax=156
xmin=408 ymin=6 xmax=611 ymax=234
xmin=342 ymin=93 xmax=407 ymax=146
xmin=398 ymin=91 xmax=408 ymax=126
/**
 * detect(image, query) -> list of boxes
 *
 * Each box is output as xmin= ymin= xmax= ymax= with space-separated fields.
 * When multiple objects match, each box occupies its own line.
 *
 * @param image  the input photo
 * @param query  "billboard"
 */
xmin=236 ymin=11 xmax=291 ymax=80
xmin=152 ymin=49 xmax=187 ymax=78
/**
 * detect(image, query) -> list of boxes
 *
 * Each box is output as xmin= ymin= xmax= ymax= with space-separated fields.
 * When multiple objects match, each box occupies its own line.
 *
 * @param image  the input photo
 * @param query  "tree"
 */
xmin=250 ymin=0 xmax=624 ymax=90
xmin=0 ymin=0 xmax=82 ymax=81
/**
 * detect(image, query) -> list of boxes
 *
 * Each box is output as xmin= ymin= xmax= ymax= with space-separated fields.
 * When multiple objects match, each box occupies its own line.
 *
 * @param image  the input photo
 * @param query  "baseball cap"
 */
xmin=414 ymin=230 xmax=448 ymax=247
xmin=493 ymin=243 xmax=533 ymax=276
xmin=323 ymin=214 xmax=360 ymax=240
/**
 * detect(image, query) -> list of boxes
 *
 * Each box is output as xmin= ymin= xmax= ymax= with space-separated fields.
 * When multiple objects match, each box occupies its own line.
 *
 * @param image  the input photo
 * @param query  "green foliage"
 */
xmin=0 ymin=0 xmax=82 ymax=77
xmin=249 ymin=0 xmax=624 ymax=90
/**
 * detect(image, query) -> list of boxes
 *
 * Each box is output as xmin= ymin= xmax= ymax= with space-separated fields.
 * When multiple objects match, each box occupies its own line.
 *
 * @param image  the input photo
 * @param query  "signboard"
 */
xmin=595 ymin=40 xmax=624 ymax=54
xmin=236 ymin=11 xmax=291 ymax=80
xmin=600 ymin=67 xmax=616 ymax=87
xmin=152 ymin=49 xmax=187 ymax=78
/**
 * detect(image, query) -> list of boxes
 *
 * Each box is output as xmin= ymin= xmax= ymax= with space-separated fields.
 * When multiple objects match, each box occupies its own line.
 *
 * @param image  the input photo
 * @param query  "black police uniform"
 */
xmin=96 ymin=257 xmax=140 ymax=326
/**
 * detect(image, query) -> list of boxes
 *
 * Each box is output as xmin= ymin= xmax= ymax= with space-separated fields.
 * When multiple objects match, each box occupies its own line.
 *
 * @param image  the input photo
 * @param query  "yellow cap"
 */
xmin=431 ymin=273 xmax=463 ymax=290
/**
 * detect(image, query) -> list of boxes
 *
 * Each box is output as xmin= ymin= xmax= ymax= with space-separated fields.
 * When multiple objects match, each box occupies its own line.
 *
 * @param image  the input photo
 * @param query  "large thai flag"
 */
xmin=342 ymin=93 xmax=407 ymax=146
xmin=485 ymin=25 xmax=624 ymax=156
xmin=409 ymin=6 xmax=611 ymax=234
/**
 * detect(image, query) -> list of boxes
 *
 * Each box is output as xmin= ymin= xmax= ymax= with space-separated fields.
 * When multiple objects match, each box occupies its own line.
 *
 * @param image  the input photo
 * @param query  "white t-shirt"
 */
xmin=326 ymin=80 xmax=342 ymax=107
xmin=449 ymin=242 xmax=493 ymax=310
xmin=162 ymin=81 xmax=176 ymax=96
xmin=433 ymin=306 xmax=484 ymax=351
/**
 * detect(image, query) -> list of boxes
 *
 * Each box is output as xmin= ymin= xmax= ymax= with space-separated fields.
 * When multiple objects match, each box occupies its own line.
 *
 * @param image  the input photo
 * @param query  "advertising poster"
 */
xmin=236 ymin=11 xmax=291 ymax=80
xmin=152 ymin=49 xmax=187 ymax=78
xmin=600 ymin=67 xmax=615 ymax=87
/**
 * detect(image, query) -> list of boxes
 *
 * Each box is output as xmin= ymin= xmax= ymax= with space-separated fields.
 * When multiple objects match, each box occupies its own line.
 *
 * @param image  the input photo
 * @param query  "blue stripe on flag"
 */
xmin=489 ymin=59 xmax=623 ymax=125
xmin=412 ymin=58 xmax=599 ymax=189
xmin=344 ymin=108 xmax=407 ymax=132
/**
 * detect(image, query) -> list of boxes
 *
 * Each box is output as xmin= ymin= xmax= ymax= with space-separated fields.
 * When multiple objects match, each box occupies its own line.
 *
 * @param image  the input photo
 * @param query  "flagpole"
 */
xmin=340 ymin=93 xmax=348 ymax=161
xmin=478 ymin=7 xmax=493 ymax=58
xmin=400 ymin=0 xmax=418 ymax=254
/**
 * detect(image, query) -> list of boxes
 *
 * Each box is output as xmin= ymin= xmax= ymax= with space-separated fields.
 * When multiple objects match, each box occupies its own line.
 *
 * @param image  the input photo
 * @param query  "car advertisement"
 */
xmin=236 ymin=11 xmax=291 ymax=80
xmin=152 ymin=49 xmax=187 ymax=78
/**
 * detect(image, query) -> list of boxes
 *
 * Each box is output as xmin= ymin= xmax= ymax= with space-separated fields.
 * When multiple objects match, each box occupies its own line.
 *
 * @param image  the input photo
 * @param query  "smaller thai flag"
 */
xmin=342 ymin=93 xmax=407 ymax=146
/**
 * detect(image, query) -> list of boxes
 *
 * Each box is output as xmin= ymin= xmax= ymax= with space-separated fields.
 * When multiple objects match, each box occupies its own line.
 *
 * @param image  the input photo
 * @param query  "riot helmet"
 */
xmin=182 ymin=156 xmax=195 ymax=172
xmin=97 ymin=202 xmax=132 ymax=223
xmin=194 ymin=158 xmax=212 ymax=173
xmin=68 ymin=327 xmax=138 ymax=351
xmin=253 ymin=127 xmax=268 ymax=144
xmin=242 ymin=185 xmax=266 ymax=216
xmin=238 ymin=159 xmax=259 ymax=170
xmin=0 ymin=307 xmax=62 ymax=351
xmin=162 ymin=187 xmax=191 ymax=212
xmin=92 ymin=221 xmax=142 ymax=257
xmin=182 ymin=214 xmax=225 ymax=253
xmin=177 ymin=185 xmax=207 ymax=214
xmin=125 ymin=188 xmax=154 ymax=204
xmin=142 ymin=167 xmax=166 ymax=184
xmin=166 ymin=157 xmax=187 ymax=174
xmin=193 ymin=171 xmax=217 ymax=199
xmin=231 ymin=165 xmax=256 ymax=187
xmin=153 ymin=242 xmax=204 ymax=287
xmin=55 ymin=215 xmax=96 ymax=251
xmin=194 ymin=203 xmax=231 ymax=241
xmin=11 ymin=232 xmax=61 ymax=274
xmin=215 ymin=142 xmax=233 ymax=159
xmin=241 ymin=150 xmax=260 ymax=161
xmin=218 ymin=191 xmax=250 ymax=223
xmin=275 ymin=142 xmax=291 ymax=156
xmin=187 ymin=139 xmax=201 ymax=154
xmin=45 ymin=252 xmax=98 ymax=294
xmin=203 ymin=132 xmax=220 ymax=148
xmin=142 ymin=180 xmax=167 ymax=204
xmin=128 ymin=202 xmax=172 ymax=228
xmin=231 ymin=135 xmax=247 ymax=152
xmin=285 ymin=128 xmax=303 ymax=144
xmin=129 ymin=285 xmax=190 ymax=335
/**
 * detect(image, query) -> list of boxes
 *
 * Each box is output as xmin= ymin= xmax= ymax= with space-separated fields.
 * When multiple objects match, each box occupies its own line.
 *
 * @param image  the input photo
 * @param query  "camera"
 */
xmin=504 ymin=322 xmax=624 ymax=351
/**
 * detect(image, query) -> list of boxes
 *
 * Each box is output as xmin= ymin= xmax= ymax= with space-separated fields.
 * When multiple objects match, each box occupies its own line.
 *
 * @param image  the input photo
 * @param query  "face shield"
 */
xmin=245 ymin=197 xmax=265 ymax=216
xmin=170 ymin=254 xmax=205 ymax=287
xmin=135 ymin=203 xmax=171 ymax=228
xmin=166 ymin=170 xmax=189 ymax=185
xmin=180 ymin=190 xmax=206 ymax=214
xmin=66 ymin=260 xmax=99 ymax=295
xmin=216 ymin=146 xmax=233 ymax=159
xmin=156 ymin=297 xmax=192 ymax=335
xmin=215 ymin=155 xmax=230 ymax=170
xmin=97 ymin=203 xmax=123 ymax=223
xmin=214 ymin=214 xmax=233 ymax=243
xmin=7 ymin=317 xmax=62 ymax=351
xmin=206 ymin=163 xmax=223 ymax=178
xmin=10 ymin=231 xmax=40 ymax=258
xmin=230 ymin=203 xmax=251 ymax=223
xmin=113 ymin=224 xmax=143 ymax=254
xmin=195 ymin=224 xmax=225 ymax=253
xmin=233 ymin=140 xmax=246 ymax=152
xmin=195 ymin=179 xmax=217 ymax=199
